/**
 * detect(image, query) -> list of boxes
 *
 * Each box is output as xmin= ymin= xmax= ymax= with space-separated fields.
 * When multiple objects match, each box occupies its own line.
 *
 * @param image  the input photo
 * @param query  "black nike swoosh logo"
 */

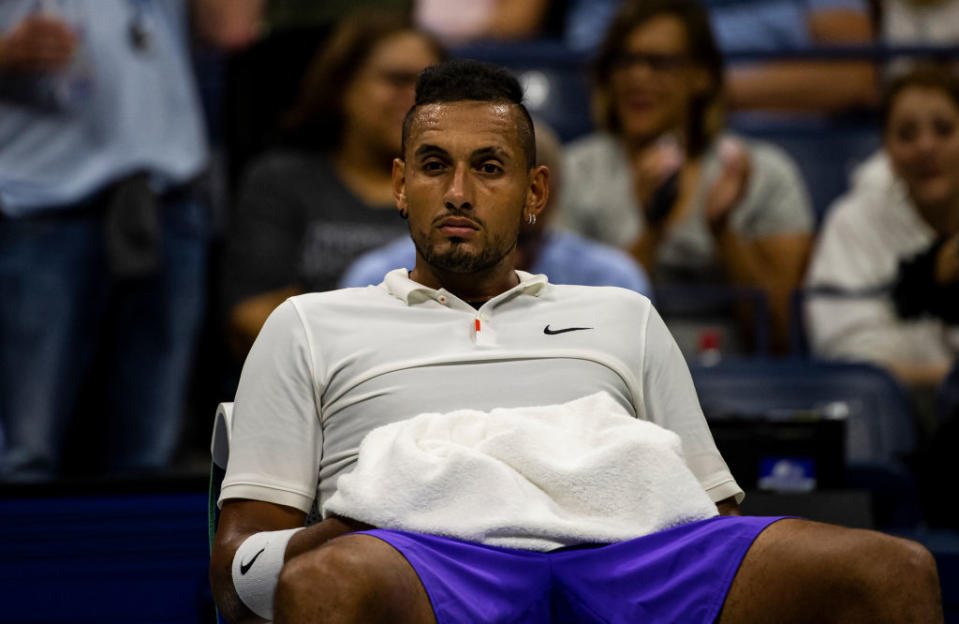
xmin=239 ymin=548 xmax=266 ymax=575
xmin=544 ymin=325 xmax=593 ymax=335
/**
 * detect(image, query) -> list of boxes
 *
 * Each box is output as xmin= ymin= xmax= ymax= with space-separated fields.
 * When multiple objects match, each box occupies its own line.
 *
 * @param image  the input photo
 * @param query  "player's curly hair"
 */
xmin=400 ymin=59 xmax=536 ymax=168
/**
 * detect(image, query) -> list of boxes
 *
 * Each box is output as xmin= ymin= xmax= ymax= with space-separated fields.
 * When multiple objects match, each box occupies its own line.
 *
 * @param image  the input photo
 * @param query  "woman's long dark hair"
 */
xmin=281 ymin=10 xmax=446 ymax=151
xmin=591 ymin=0 xmax=724 ymax=157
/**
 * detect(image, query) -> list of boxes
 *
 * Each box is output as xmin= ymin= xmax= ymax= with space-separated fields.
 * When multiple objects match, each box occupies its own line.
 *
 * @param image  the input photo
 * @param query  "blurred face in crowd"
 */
xmin=342 ymin=31 xmax=441 ymax=159
xmin=609 ymin=14 xmax=710 ymax=145
xmin=886 ymin=85 xmax=959 ymax=214
xmin=395 ymin=101 xmax=547 ymax=274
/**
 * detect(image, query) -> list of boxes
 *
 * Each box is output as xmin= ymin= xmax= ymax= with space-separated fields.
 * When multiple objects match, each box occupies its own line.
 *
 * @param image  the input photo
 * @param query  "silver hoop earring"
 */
xmin=527 ymin=214 xmax=536 ymax=225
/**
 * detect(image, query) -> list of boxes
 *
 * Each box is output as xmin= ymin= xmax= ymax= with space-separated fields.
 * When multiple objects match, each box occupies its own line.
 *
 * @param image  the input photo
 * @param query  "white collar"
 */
xmin=382 ymin=268 xmax=548 ymax=307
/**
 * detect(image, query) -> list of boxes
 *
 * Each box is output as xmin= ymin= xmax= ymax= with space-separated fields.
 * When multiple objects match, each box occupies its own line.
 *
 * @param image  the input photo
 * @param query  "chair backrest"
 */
xmin=208 ymin=403 xmax=233 ymax=624
xmin=211 ymin=402 xmax=233 ymax=472
xmin=690 ymin=359 xmax=916 ymax=464
xmin=208 ymin=402 xmax=233 ymax=554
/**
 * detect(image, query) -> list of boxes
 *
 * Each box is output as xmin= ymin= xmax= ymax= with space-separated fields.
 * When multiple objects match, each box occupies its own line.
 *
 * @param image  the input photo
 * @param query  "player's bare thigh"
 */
xmin=717 ymin=518 xmax=942 ymax=624
xmin=275 ymin=533 xmax=437 ymax=624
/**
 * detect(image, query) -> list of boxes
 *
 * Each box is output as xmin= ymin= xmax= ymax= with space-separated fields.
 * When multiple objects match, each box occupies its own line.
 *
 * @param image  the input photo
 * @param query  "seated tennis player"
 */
xmin=210 ymin=60 xmax=943 ymax=623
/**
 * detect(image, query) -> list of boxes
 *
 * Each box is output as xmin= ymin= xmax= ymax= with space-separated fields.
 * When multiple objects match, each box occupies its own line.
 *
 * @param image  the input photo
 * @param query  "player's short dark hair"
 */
xmin=400 ymin=59 xmax=537 ymax=168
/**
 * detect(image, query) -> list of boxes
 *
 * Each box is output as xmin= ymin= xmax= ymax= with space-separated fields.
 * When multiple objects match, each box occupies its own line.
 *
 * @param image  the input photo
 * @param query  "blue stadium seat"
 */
xmin=690 ymin=358 xmax=922 ymax=528
xmin=691 ymin=359 xmax=916 ymax=465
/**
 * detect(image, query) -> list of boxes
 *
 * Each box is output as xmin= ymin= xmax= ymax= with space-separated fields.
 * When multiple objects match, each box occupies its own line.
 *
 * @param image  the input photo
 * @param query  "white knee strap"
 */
xmin=232 ymin=527 xmax=304 ymax=620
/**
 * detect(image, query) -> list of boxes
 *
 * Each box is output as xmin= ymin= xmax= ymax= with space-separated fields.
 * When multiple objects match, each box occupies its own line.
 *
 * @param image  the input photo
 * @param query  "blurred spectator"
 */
xmin=222 ymin=0 xmax=414 ymax=188
xmin=566 ymin=0 xmax=878 ymax=114
xmin=414 ymin=0 xmax=551 ymax=46
xmin=0 ymin=0 xmax=251 ymax=481
xmin=805 ymin=66 xmax=959 ymax=390
xmin=220 ymin=12 xmax=445 ymax=356
xmin=340 ymin=120 xmax=653 ymax=297
xmin=558 ymin=0 xmax=815 ymax=354
xmin=878 ymin=0 xmax=959 ymax=78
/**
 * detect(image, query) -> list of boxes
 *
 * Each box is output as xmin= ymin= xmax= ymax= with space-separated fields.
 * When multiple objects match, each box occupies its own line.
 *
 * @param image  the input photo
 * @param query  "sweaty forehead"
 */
xmin=407 ymin=101 xmax=522 ymax=155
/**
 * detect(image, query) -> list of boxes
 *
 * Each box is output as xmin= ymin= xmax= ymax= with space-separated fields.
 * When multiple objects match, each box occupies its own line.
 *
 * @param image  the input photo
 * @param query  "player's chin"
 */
xmin=432 ymin=235 xmax=481 ymax=255
xmin=426 ymin=246 xmax=486 ymax=273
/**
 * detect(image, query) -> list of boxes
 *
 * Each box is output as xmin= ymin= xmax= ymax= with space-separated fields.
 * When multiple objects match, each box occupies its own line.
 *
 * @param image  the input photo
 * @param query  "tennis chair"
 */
xmin=209 ymin=402 xmax=233 ymax=554
xmin=209 ymin=402 xmax=233 ymax=624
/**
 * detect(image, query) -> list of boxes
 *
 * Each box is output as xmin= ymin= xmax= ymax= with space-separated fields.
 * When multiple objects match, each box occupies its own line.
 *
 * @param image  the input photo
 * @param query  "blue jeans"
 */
xmin=0 ymin=195 xmax=208 ymax=480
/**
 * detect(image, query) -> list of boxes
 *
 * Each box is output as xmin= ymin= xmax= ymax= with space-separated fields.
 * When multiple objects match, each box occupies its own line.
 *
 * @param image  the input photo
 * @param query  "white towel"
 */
xmin=324 ymin=392 xmax=718 ymax=551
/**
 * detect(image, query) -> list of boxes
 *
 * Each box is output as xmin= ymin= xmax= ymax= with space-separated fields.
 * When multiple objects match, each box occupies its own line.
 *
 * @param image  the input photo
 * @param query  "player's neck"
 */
xmin=513 ymin=230 xmax=545 ymax=272
xmin=409 ymin=259 xmax=520 ymax=304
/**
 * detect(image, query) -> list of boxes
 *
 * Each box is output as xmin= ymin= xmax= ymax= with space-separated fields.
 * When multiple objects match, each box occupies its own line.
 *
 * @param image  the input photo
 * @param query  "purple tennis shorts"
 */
xmin=359 ymin=515 xmax=786 ymax=624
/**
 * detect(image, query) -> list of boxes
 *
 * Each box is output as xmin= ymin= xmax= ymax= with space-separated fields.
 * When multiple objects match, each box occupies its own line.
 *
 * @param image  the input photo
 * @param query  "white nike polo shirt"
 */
xmin=220 ymin=269 xmax=742 ymax=515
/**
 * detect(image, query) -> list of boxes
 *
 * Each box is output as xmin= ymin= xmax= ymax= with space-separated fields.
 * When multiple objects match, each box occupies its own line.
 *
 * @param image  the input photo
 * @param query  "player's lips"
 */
xmin=437 ymin=216 xmax=480 ymax=236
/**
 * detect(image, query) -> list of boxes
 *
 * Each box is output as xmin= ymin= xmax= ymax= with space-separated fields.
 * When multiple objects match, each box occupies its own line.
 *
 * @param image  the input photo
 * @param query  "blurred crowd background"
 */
xmin=1 ymin=0 xmax=958 ymax=528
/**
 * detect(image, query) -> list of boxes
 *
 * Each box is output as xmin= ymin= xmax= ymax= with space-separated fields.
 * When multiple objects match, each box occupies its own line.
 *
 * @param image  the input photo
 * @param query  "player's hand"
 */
xmin=0 ymin=14 xmax=77 ymax=73
xmin=631 ymin=134 xmax=683 ymax=227
xmin=705 ymin=137 xmax=751 ymax=234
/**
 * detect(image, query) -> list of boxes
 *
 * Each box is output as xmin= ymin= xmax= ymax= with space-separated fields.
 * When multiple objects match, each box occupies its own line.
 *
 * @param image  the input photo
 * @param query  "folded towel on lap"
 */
xmin=324 ymin=392 xmax=718 ymax=551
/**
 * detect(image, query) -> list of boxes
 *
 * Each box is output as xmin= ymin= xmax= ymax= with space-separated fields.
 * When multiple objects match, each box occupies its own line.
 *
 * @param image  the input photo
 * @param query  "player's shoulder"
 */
xmin=287 ymin=284 xmax=397 ymax=315
xmin=544 ymin=282 xmax=654 ymax=310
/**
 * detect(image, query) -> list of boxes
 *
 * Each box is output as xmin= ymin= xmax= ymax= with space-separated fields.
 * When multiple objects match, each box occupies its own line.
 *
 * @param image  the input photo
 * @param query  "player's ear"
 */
xmin=525 ymin=164 xmax=549 ymax=220
xmin=393 ymin=158 xmax=408 ymax=218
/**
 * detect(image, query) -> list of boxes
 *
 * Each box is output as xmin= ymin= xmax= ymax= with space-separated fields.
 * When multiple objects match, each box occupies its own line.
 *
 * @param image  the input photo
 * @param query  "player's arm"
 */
xmin=716 ymin=496 xmax=741 ymax=516
xmin=211 ymin=499 xmax=370 ymax=623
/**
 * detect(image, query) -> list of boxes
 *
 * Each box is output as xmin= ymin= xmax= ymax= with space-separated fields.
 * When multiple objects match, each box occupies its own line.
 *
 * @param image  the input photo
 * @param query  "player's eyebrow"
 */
xmin=471 ymin=146 xmax=512 ymax=163
xmin=414 ymin=144 xmax=450 ymax=160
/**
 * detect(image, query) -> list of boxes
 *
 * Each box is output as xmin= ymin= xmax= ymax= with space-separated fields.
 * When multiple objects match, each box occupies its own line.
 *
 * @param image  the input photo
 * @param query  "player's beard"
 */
xmin=411 ymin=225 xmax=518 ymax=274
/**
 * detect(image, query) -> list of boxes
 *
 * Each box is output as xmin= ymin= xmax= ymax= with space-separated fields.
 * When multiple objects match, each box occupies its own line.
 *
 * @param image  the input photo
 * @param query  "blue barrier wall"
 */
xmin=0 ymin=484 xmax=956 ymax=622
xmin=0 ymin=489 xmax=213 ymax=623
